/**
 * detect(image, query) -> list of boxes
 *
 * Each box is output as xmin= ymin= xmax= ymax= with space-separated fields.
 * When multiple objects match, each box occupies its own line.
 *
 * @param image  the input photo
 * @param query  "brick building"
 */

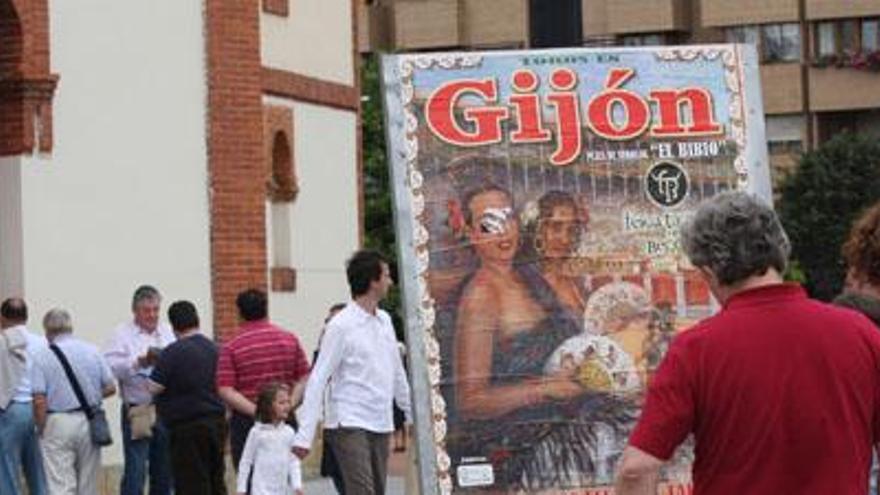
xmin=0 ymin=0 xmax=360 ymax=475
xmin=358 ymin=0 xmax=880 ymax=182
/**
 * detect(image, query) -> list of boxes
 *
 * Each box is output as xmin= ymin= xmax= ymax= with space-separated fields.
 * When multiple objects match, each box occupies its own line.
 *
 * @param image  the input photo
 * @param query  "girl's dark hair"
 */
xmin=255 ymin=382 xmax=289 ymax=423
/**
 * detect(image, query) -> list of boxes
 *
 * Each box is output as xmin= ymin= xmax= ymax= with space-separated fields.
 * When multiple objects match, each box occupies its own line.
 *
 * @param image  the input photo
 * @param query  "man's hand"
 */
xmin=137 ymin=354 xmax=151 ymax=368
xmin=614 ymin=446 xmax=663 ymax=495
xmin=292 ymin=446 xmax=309 ymax=460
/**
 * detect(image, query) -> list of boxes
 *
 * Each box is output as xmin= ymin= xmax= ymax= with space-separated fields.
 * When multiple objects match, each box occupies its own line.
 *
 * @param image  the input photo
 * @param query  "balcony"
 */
xmin=759 ymin=63 xmax=803 ymax=114
xmin=581 ymin=0 xmax=689 ymax=36
xmin=582 ymin=0 xmax=609 ymax=37
xmin=809 ymin=67 xmax=880 ymax=112
xmin=701 ymin=0 xmax=798 ymax=27
xmin=806 ymin=0 xmax=880 ymax=21
xmin=607 ymin=0 xmax=691 ymax=35
xmin=391 ymin=0 xmax=460 ymax=50
xmin=460 ymin=0 xmax=527 ymax=48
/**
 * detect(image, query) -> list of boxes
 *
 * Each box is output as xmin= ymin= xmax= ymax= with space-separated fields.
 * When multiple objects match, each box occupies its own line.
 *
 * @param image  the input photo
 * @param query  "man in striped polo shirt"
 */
xmin=216 ymin=289 xmax=310 ymax=469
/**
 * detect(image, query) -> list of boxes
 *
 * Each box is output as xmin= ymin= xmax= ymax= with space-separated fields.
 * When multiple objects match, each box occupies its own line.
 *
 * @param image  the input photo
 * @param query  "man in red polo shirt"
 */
xmin=615 ymin=192 xmax=880 ymax=495
xmin=216 ymin=288 xmax=310 ymax=468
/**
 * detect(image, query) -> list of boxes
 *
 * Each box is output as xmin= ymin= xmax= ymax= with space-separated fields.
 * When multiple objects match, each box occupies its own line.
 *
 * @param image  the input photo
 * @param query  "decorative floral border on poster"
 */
xmin=398 ymin=52 xmax=484 ymax=495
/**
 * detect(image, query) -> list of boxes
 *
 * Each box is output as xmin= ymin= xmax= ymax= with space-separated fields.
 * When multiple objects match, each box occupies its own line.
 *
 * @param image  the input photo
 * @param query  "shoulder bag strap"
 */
xmin=49 ymin=344 xmax=94 ymax=419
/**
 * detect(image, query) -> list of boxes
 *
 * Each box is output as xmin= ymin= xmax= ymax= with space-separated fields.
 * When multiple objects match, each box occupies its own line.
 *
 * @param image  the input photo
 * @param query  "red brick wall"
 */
xmin=262 ymin=0 xmax=289 ymax=17
xmin=205 ymin=0 xmax=268 ymax=341
xmin=0 ymin=0 xmax=56 ymax=156
xmin=261 ymin=67 xmax=359 ymax=111
xmin=263 ymin=105 xmax=297 ymax=202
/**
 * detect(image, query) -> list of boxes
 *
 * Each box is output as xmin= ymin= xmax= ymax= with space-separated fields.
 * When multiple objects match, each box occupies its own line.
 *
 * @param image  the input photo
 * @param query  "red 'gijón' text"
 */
xmin=424 ymin=67 xmax=723 ymax=166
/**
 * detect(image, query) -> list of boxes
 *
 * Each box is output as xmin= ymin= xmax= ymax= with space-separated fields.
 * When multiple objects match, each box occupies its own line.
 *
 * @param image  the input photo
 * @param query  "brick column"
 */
xmin=0 ymin=0 xmax=57 ymax=156
xmin=205 ymin=0 xmax=268 ymax=341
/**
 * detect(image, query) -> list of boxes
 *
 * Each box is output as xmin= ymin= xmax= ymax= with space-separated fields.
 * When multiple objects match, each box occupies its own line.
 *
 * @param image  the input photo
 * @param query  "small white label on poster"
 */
xmin=457 ymin=464 xmax=494 ymax=487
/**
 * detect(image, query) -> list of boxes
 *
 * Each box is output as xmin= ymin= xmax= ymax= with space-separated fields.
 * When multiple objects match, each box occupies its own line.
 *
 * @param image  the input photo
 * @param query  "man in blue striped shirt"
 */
xmin=32 ymin=308 xmax=116 ymax=495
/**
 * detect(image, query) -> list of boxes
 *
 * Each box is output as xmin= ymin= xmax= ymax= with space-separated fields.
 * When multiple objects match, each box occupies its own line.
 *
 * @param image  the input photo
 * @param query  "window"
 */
xmin=620 ymin=34 xmax=667 ymax=47
xmin=817 ymin=22 xmax=836 ymax=56
xmin=765 ymin=115 xmax=805 ymax=155
xmin=762 ymin=24 xmax=801 ymax=62
xmin=725 ymin=25 xmax=759 ymax=46
xmin=862 ymin=19 xmax=879 ymax=51
xmin=529 ymin=0 xmax=582 ymax=48
xmin=725 ymin=24 xmax=800 ymax=63
xmin=841 ymin=19 xmax=859 ymax=53
xmin=814 ymin=18 xmax=880 ymax=58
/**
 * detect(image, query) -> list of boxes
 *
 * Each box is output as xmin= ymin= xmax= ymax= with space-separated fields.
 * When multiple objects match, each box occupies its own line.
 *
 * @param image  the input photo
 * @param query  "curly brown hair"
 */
xmin=254 ymin=382 xmax=290 ymax=424
xmin=842 ymin=201 xmax=880 ymax=287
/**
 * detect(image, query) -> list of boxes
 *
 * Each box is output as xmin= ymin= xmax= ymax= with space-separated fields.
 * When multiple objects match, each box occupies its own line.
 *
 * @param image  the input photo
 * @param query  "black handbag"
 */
xmin=49 ymin=344 xmax=113 ymax=447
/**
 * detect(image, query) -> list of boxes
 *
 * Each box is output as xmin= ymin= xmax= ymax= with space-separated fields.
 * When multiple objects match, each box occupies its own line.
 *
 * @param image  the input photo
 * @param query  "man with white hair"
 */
xmin=615 ymin=191 xmax=880 ymax=494
xmin=32 ymin=308 xmax=116 ymax=495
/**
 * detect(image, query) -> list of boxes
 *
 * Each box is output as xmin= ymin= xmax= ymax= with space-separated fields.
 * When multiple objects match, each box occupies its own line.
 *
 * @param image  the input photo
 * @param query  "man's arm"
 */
xmin=216 ymin=342 xmax=256 ymax=416
xmin=32 ymin=394 xmax=47 ymax=435
xmin=147 ymin=352 xmax=170 ymax=396
xmin=103 ymin=327 xmax=141 ymax=382
xmin=147 ymin=381 xmax=164 ymax=395
xmin=98 ymin=354 xmax=117 ymax=398
xmin=614 ymin=446 xmax=663 ymax=495
xmin=292 ymin=322 xmax=347 ymax=458
xmin=218 ymin=386 xmax=256 ymax=417
xmin=290 ymin=377 xmax=307 ymax=410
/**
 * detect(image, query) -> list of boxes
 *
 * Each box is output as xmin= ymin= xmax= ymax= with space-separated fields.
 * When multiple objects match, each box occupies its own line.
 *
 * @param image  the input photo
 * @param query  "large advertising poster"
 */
xmin=381 ymin=45 xmax=770 ymax=494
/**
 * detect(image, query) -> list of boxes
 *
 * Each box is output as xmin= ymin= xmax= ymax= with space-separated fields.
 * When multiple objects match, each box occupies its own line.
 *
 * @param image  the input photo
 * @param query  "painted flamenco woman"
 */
xmin=448 ymin=181 xmax=635 ymax=490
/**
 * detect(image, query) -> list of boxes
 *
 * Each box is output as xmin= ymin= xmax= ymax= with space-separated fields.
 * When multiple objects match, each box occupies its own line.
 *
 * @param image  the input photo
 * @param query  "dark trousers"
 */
xmin=169 ymin=415 xmax=227 ymax=495
xmin=321 ymin=428 xmax=346 ymax=495
xmin=326 ymin=428 xmax=390 ymax=495
xmin=229 ymin=412 xmax=253 ymax=471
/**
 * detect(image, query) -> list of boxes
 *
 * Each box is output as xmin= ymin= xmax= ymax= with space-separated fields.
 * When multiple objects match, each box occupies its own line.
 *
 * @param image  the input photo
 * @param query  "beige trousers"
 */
xmin=41 ymin=412 xmax=100 ymax=495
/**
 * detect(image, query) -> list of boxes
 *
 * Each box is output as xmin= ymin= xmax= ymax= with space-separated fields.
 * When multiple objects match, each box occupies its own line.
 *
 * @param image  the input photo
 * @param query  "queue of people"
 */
xmin=0 ymin=248 xmax=411 ymax=495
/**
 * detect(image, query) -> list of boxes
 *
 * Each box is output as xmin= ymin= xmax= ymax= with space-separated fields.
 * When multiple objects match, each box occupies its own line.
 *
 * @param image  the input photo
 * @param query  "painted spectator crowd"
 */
xmin=0 ymin=249 xmax=410 ymax=495
xmin=3 ymin=192 xmax=880 ymax=495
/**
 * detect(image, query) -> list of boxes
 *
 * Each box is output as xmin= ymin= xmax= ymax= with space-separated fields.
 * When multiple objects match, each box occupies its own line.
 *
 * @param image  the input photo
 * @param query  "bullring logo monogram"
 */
xmin=645 ymin=161 xmax=689 ymax=208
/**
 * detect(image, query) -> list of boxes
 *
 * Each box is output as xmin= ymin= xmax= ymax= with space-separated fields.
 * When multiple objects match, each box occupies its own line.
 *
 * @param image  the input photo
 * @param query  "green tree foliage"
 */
xmin=777 ymin=132 xmax=880 ymax=301
xmin=361 ymin=55 xmax=404 ymax=337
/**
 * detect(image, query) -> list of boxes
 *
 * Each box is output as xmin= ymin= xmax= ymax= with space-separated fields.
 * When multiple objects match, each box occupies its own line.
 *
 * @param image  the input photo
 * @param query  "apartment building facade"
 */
xmin=358 ymin=0 xmax=880 ymax=181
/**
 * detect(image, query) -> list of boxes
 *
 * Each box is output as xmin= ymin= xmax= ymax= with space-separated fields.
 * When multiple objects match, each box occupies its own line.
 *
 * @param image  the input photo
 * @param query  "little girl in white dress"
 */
xmin=237 ymin=383 xmax=303 ymax=495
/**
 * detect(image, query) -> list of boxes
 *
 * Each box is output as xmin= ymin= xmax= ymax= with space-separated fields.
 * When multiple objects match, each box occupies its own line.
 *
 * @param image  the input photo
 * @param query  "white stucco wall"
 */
xmin=7 ymin=0 xmax=212 ymax=466
xmin=260 ymin=0 xmax=355 ymax=85
xmin=264 ymin=96 xmax=359 ymax=356
xmin=0 ymin=158 xmax=24 ymax=299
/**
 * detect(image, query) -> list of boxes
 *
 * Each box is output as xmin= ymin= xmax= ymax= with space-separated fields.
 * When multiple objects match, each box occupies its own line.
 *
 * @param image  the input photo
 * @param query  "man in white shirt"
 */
xmin=103 ymin=286 xmax=175 ymax=495
xmin=294 ymin=250 xmax=412 ymax=494
xmin=0 ymin=297 xmax=47 ymax=495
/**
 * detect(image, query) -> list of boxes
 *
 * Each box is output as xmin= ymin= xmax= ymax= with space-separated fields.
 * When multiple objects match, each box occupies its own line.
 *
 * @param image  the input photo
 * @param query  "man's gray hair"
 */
xmin=681 ymin=191 xmax=791 ymax=286
xmin=131 ymin=285 xmax=161 ymax=310
xmin=43 ymin=308 xmax=73 ymax=334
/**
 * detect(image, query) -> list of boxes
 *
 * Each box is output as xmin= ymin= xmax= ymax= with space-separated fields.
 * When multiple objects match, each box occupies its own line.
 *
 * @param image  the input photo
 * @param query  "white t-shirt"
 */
xmin=237 ymin=422 xmax=302 ymax=495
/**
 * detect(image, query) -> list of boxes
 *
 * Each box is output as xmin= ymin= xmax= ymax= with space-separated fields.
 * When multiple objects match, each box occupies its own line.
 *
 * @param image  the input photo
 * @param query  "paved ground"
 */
xmin=303 ymin=476 xmax=405 ymax=494
xmin=302 ymin=444 xmax=411 ymax=494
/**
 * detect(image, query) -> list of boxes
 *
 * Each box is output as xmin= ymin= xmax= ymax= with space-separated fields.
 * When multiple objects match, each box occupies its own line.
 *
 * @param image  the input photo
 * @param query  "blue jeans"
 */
xmin=120 ymin=405 xmax=172 ymax=495
xmin=0 ymin=401 xmax=47 ymax=495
